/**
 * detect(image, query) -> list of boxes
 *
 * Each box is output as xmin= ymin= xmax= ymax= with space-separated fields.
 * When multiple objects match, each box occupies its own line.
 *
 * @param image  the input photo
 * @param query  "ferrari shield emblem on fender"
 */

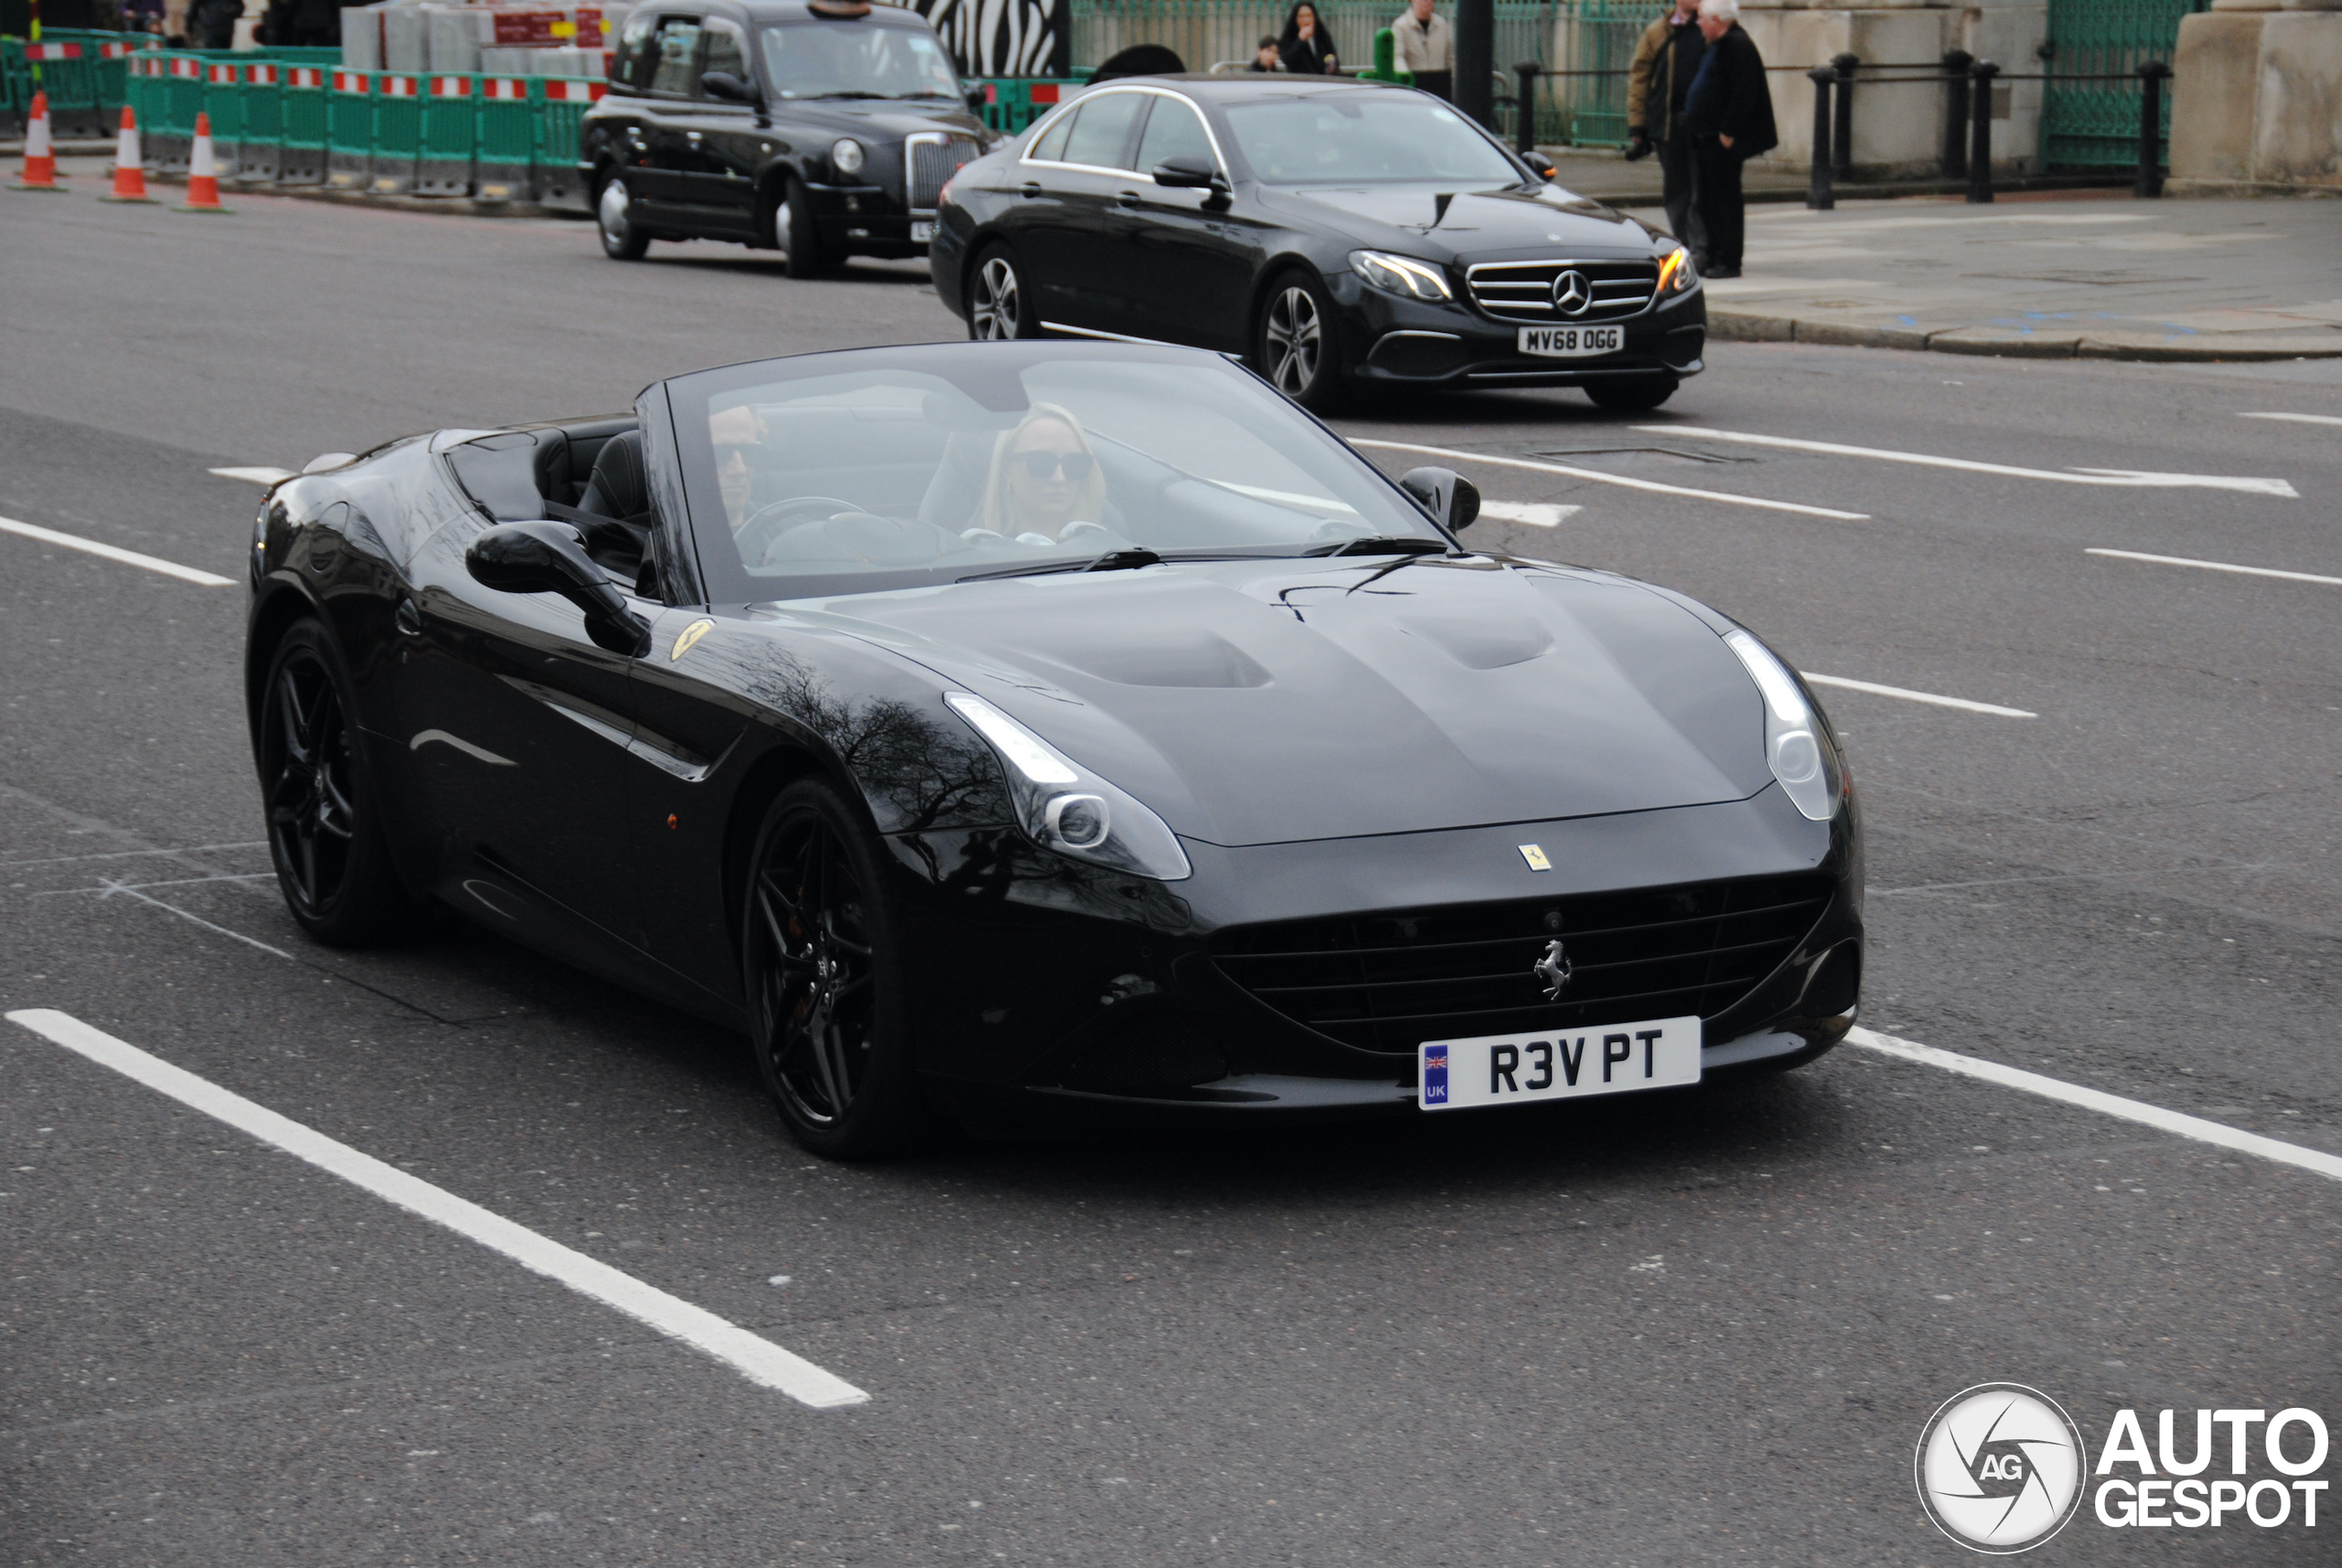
xmin=670 ymin=617 xmax=715 ymax=661
xmin=1533 ymin=939 xmax=1573 ymax=999
xmin=1518 ymin=843 xmax=1552 ymax=872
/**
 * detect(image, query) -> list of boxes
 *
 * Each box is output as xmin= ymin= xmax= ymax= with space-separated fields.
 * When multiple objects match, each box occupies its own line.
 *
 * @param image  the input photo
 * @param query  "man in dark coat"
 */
xmin=1625 ymin=0 xmax=1706 ymax=265
xmin=1679 ymin=0 xmax=1776 ymax=278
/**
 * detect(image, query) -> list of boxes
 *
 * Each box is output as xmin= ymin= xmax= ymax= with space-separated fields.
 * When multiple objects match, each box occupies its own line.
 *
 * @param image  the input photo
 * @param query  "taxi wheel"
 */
xmin=781 ymin=179 xmax=835 ymax=279
xmin=1585 ymin=375 xmax=1679 ymax=412
xmin=596 ymin=175 xmax=650 ymax=261
xmin=743 ymin=779 xmax=930 ymax=1160
xmin=1257 ymin=270 xmax=1345 ymax=413
xmin=967 ymin=244 xmax=1038 ymax=339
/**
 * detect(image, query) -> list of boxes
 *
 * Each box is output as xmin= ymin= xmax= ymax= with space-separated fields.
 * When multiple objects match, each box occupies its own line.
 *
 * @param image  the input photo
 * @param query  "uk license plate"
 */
xmin=910 ymin=220 xmax=936 ymax=243
xmin=1519 ymin=324 xmax=1624 ymax=357
xmin=1419 ymin=1015 xmax=1701 ymax=1111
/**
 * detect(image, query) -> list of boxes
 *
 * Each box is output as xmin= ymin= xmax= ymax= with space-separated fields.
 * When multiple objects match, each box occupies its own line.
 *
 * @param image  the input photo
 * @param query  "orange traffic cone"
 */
xmin=99 ymin=104 xmax=157 ymax=203
xmin=10 ymin=91 xmax=65 ymax=191
xmin=175 ymin=111 xmax=232 ymax=213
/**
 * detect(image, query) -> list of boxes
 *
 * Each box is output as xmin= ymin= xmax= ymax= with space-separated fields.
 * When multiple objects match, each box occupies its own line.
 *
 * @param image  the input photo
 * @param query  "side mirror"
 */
xmin=964 ymin=83 xmax=988 ymax=113
xmin=1528 ymin=153 xmax=1558 ymax=181
xmin=1398 ymin=467 xmax=1479 ymax=532
xmin=1152 ymin=154 xmax=1230 ymax=198
xmin=700 ymin=70 xmax=752 ymax=102
xmin=466 ymin=521 xmax=653 ymax=657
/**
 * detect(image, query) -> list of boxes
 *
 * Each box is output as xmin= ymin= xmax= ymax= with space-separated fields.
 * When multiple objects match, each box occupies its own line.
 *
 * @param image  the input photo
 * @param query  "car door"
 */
xmin=1012 ymin=88 xmax=1150 ymax=336
xmin=672 ymin=14 xmax=759 ymax=237
xmin=628 ymin=13 xmax=704 ymax=226
xmin=1114 ymin=92 xmax=1258 ymax=352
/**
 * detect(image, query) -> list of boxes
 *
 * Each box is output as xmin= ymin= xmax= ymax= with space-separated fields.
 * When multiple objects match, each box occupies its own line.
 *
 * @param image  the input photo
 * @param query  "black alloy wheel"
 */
xmin=1584 ymin=374 xmax=1679 ymax=413
xmin=744 ymin=780 xmax=927 ymax=1158
xmin=596 ymin=174 xmax=650 ymax=261
xmin=1257 ymin=269 xmax=1344 ymax=412
xmin=258 ymin=620 xmax=421 ymax=945
xmin=966 ymin=244 xmax=1037 ymax=339
xmin=782 ymin=177 xmax=835 ymax=279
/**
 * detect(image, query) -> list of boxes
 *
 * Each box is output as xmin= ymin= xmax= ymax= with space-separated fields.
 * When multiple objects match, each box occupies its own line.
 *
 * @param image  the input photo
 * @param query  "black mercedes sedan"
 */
xmin=584 ymin=0 xmax=993 ymax=274
xmin=930 ymin=77 xmax=1705 ymax=410
xmin=243 ymin=341 xmax=1855 ymax=1160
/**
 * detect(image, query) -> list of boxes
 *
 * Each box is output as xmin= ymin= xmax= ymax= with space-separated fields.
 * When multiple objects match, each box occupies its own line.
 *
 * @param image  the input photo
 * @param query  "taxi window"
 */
xmin=649 ymin=16 xmax=703 ymax=95
xmin=613 ymin=9 xmax=657 ymax=88
xmin=701 ymin=18 xmax=747 ymax=86
xmin=1026 ymin=106 xmax=1074 ymax=163
xmin=1060 ymin=92 xmax=1145 ymax=171
xmin=1134 ymin=96 xmax=1214 ymax=174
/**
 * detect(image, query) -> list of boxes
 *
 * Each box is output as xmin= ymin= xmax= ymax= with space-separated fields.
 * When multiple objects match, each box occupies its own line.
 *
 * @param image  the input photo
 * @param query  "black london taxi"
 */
xmin=583 ymin=0 xmax=996 ymax=275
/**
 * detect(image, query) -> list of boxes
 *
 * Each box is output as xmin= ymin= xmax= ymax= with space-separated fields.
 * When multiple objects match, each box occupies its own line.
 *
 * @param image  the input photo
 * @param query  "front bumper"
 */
xmin=803 ymin=180 xmax=932 ymax=257
xmin=1330 ymin=270 xmax=1707 ymax=391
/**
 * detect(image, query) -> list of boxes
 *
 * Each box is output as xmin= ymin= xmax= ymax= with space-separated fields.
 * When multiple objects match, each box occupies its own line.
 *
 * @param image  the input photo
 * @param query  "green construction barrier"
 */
xmin=973 ymin=77 xmax=1083 ymax=136
xmin=1 ymin=41 xmax=24 ymax=134
xmin=369 ymin=70 xmax=422 ymax=194
xmin=17 ymin=37 xmax=105 ymax=136
xmin=474 ymin=73 xmax=535 ymax=202
xmin=234 ymin=59 xmax=285 ymax=182
xmin=530 ymin=75 xmax=601 ymax=210
xmin=415 ymin=70 xmax=474 ymax=196
xmin=277 ymin=61 xmax=328 ymax=184
xmin=152 ymin=50 xmax=205 ymax=171
xmin=196 ymin=56 xmax=246 ymax=175
xmin=326 ymin=65 xmax=371 ymax=188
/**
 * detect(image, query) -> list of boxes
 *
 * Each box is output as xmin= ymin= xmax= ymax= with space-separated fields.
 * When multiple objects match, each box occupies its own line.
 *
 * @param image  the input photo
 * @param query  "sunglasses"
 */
xmin=1014 ymin=450 xmax=1095 ymax=481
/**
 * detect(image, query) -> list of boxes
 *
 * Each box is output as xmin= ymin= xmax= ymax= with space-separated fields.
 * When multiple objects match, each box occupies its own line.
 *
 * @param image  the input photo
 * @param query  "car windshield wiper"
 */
xmin=1300 ymin=536 xmax=1453 ymax=558
xmin=810 ymin=90 xmax=887 ymax=101
xmin=958 ymin=548 xmax=1165 ymax=583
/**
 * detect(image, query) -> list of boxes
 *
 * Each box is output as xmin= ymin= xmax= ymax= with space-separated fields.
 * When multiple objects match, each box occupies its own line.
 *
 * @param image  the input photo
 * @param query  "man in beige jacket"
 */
xmin=1391 ymin=0 xmax=1454 ymax=102
xmin=1626 ymin=0 xmax=1707 ymax=263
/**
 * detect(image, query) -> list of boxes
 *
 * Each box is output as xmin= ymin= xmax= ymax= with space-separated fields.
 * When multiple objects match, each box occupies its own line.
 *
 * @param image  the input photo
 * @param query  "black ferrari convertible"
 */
xmin=245 ymin=341 xmax=1860 ymax=1157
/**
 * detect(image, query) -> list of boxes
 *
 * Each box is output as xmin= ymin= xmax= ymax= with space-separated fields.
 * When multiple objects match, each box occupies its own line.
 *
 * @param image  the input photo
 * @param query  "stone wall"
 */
xmin=2172 ymin=2 xmax=2342 ymax=193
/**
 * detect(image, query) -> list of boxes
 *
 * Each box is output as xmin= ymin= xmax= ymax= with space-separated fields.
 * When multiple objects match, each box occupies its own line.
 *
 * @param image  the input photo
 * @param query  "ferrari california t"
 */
xmin=244 ymin=341 xmax=1859 ymax=1158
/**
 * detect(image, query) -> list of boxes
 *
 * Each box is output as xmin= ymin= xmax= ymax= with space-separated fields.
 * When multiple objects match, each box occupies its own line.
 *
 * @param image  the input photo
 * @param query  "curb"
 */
xmin=1710 ymin=309 xmax=2342 ymax=362
xmin=49 ymin=163 xmax=588 ymax=220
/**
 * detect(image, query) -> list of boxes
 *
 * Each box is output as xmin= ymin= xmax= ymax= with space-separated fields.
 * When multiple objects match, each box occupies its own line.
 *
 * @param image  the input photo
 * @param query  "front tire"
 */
xmin=1585 ymin=374 xmax=1679 ymax=412
xmin=743 ymin=780 xmax=929 ymax=1159
xmin=1255 ymin=269 xmax=1345 ymax=412
xmin=966 ymin=243 xmax=1038 ymax=339
xmin=781 ymin=178 xmax=835 ymax=278
xmin=258 ymin=620 xmax=424 ymax=946
xmin=597 ymin=175 xmax=650 ymax=261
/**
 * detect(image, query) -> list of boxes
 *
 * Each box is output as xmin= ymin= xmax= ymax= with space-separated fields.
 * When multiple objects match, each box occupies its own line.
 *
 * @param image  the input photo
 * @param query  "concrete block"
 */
xmin=2172 ymin=12 xmax=2268 ymax=181
xmin=2253 ymin=14 xmax=2342 ymax=186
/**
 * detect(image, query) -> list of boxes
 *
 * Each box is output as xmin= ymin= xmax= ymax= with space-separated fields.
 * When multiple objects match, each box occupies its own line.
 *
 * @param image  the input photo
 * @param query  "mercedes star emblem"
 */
xmin=1550 ymin=269 xmax=1594 ymax=317
xmin=1532 ymin=938 xmax=1573 ymax=999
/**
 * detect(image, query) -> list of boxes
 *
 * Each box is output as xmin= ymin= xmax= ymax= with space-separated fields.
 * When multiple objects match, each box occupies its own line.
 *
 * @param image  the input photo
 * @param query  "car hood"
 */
xmin=1259 ymin=182 xmax=1659 ymax=262
xmin=771 ymin=98 xmax=987 ymax=142
xmin=768 ymin=555 xmax=1771 ymax=847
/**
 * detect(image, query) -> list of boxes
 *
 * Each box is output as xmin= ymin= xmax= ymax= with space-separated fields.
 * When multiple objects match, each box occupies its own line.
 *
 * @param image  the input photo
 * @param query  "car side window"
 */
xmin=700 ymin=18 xmax=747 ymax=89
xmin=648 ymin=16 xmax=703 ymax=96
xmin=1133 ymin=96 xmax=1215 ymax=175
xmin=1059 ymin=91 xmax=1146 ymax=172
xmin=612 ymin=9 xmax=657 ymax=88
xmin=1026 ymin=107 xmax=1075 ymax=164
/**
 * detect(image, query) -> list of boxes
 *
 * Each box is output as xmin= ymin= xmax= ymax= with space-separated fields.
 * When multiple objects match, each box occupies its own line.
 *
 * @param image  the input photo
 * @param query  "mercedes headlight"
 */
xmin=1724 ymin=630 xmax=1841 ymax=822
xmin=1657 ymin=242 xmax=1699 ymax=294
xmin=945 ymin=693 xmax=1192 ymax=881
xmin=1348 ymin=250 xmax=1453 ymax=302
xmin=831 ymin=137 xmax=865 ymax=176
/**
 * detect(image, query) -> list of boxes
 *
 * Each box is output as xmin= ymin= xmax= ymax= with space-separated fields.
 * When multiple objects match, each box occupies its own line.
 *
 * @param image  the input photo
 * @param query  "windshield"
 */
xmin=1225 ymin=92 xmax=1523 ymax=186
xmin=669 ymin=348 xmax=1447 ymax=603
xmin=759 ymin=21 xmax=961 ymax=100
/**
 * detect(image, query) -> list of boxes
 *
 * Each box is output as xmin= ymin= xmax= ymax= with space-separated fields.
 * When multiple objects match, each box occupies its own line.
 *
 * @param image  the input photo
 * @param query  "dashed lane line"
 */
xmin=1801 ymin=673 xmax=2036 ymax=719
xmin=1479 ymin=501 xmax=1582 ymax=529
xmin=0 ymin=515 xmax=236 ymax=586
xmin=1848 ymin=1026 xmax=2342 ymax=1186
xmin=4 ymin=1009 xmax=872 ymax=1409
xmin=1637 ymin=426 xmax=2300 ymax=498
xmin=1348 ymin=439 xmax=1871 ymax=521
xmin=2238 ymin=413 xmax=2342 ymax=429
xmin=2087 ymin=547 xmax=2342 ymax=589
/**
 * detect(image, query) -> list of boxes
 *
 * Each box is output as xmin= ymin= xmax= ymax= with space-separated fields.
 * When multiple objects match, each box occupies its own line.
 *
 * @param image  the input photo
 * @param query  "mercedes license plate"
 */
xmin=910 ymin=220 xmax=936 ymax=243
xmin=1419 ymin=1015 xmax=1701 ymax=1111
xmin=1519 ymin=324 xmax=1624 ymax=357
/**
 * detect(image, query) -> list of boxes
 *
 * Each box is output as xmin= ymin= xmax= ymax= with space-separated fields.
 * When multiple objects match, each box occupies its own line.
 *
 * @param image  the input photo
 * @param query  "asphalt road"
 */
xmin=3 ymin=192 xmax=2337 ymax=1566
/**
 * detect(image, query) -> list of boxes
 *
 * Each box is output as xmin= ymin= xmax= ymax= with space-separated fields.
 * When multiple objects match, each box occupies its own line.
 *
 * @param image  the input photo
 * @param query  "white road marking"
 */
xmin=0 ymin=515 xmax=236 ymax=586
xmin=1478 ymin=501 xmax=1582 ymax=529
xmin=4 ymin=1009 xmax=872 ymax=1409
xmin=1348 ymin=439 xmax=1871 ymax=521
xmin=0 ymin=841 xmax=267 ymax=869
xmin=208 ymin=466 xmax=296 ymax=487
xmin=1801 ymin=672 xmax=2037 ymax=719
xmin=1848 ymin=1026 xmax=2342 ymax=1186
xmin=2238 ymin=412 xmax=2342 ymax=429
xmin=2087 ymin=547 xmax=2342 ymax=588
xmin=1638 ymin=426 xmax=2299 ymax=498
xmin=98 ymin=878 xmax=293 ymax=959
xmin=34 ymin=872 xmax=273 ymax=897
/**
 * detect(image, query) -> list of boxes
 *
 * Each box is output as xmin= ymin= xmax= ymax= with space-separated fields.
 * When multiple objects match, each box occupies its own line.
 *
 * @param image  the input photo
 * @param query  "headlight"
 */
xmin=1723 ymin=630 xmax=1841 ymax=822
xmin=831 ymin=137 xmax=865 ymax=177
xmin=945 ymin=693 xmax=1192 ymax=881
xmin=1348 ymin=250 xmax=1453 ymax=302
xmin=1657 ymin=243 xmax=1699 ymax=294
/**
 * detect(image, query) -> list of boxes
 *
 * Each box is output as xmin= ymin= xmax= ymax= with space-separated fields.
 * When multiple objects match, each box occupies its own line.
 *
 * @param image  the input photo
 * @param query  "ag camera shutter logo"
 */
xmin=1916 ymin=1383 xmax=2088 ymax=1553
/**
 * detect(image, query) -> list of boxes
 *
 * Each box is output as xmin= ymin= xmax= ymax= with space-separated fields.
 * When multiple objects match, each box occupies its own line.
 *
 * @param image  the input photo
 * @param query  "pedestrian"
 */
xmin=1278 ymin=2 xmax=1339 ymax=76
xmin=187 ymin=0 xmax=242 ymax=49
xmin=1248 ymin=33 xmax=1284 ymax=72
xmin=121 ymin=0 xmax=166 ymax=35
xmin=1391 ymin=0 xmax=1452 ymax=102
xmin=1625 ymin=0 xmax=1706 ymax=265
xmin=1680 ymin=0 xmax=1775 ymax=279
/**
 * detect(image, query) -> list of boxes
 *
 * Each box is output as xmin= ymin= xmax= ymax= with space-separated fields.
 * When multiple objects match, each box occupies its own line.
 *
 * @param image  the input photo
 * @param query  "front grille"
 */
xmin=907 ymin=132 xmax=982 ymax=213
xmin=1466 ymin=258 xmax=1660 ymax=324
xmin=1209 ymin=873 xmax=1832 ymax=1056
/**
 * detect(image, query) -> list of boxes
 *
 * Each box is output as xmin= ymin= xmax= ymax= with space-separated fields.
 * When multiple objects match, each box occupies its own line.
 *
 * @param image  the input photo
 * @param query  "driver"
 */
xmin=711 ymin=404 xmax=763 ymax=530
xmin=972 ymin=404 xmax=1109 ymax=545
